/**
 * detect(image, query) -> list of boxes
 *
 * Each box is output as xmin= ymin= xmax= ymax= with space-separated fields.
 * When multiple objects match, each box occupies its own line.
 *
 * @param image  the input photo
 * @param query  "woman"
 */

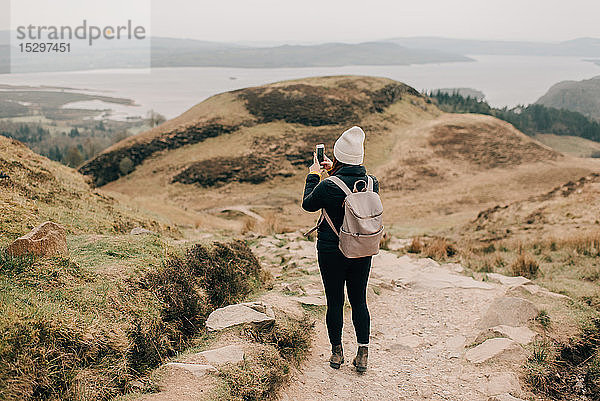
xmin=301 ymin=126 xmax=379 ymax=373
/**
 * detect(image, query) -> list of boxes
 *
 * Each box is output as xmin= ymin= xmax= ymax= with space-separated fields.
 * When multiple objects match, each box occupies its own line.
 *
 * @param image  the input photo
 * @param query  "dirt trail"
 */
xmin=145 ymin=232 xmax=548 ymax=401
xmin=252 ymin=233 xmax=536 ymax=401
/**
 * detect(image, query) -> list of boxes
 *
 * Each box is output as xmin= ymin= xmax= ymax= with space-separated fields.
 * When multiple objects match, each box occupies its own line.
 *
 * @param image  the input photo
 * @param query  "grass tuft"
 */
xmin=221 ymin=312 xmax=314 ymax=401
xmin=509 ymin=252 xmax=540 ymax=278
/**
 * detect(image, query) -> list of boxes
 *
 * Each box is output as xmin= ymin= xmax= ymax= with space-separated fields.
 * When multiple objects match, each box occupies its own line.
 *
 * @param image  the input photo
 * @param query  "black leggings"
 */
xmin=318 ymin=248 xmax=371 ymax=346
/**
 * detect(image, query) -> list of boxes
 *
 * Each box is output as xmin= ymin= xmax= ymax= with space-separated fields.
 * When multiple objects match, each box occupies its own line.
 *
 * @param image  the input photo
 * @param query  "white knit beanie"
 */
xmin=333 ymin=126 xmax=365 ymax=165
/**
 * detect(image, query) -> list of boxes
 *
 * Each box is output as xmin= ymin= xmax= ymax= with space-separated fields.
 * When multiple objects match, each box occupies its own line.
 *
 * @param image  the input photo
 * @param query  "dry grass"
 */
xmin=509 ymin=253 xmax=540 ymax=278
xmin=0 ymin=136 xmax=173 ymax=245
xmin=220 ymin=312 xmax=314 ymax=401
xmin=407 ymin=237 xmax=424 ymax=254
xmin=241 ymin=213 xmax=291 ymax=236
xmin=406 ymin=236 xmax=456 ymax=260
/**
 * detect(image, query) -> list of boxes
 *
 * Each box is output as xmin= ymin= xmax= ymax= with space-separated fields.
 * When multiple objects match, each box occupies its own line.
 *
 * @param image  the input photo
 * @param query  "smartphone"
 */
xmin=316 ymin=144 xmax=324 ymax=164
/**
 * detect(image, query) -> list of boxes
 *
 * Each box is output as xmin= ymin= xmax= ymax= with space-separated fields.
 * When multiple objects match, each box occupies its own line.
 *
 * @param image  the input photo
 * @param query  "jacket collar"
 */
xmin=332 ymin=165 xmax=366 ymax=177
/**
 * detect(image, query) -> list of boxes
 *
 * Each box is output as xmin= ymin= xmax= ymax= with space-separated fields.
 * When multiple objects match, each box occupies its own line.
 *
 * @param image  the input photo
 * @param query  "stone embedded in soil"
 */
xmin=292 ymin=295 xmax=327 ymax=306
xmin=508 ymin=283 xmax=570 ymax=300
xmin=205 ymin=302 xmax=275 ymax=331
xmin=386 ymin=237 xmax=413 ymax=251
xmin=445 ymin=335 xmax=466 ymax=358
xmin=486 ymin=372 xmax=522 ymax=396
xmin=486 ymin=273 xmax=531 ymax=287
xmin=371 ymin=252 xmax=494 ymax=291
xmin=6 ymin=221 xmax=68 ymax=257
xmin=465 ymin=338 xmax=521 ymax=364
xmin=130 ymin=227 xmax=154 ymax=235
xmin=164 ymin=362 xmax=218 ymax=378
xmin=478 ymin=297 xmax=538 ymax=329
xmin=477 ymin=325 xmax=537 ymax=345
xmin=195 ymin=344 xmax=245 ymax=365
xmin=280 ymin=282 xmax=304 ymax=294
xmin=487 ymin=394 xmax=526 ymax=401
xmin=396 ymin=334 xmax=424 ymax=348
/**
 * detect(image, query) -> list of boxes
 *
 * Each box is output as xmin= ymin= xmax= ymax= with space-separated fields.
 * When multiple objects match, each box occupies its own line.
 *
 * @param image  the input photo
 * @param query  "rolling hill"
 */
xmin=79 ymin=76 xmax=600 ymax=236
xmin=466 ymin=172 xmax=600 ymax=242
xmin=387 ymin=36 xmax=600 ymax=57
xmin=0 ymin=135 xmax=170 ymax=243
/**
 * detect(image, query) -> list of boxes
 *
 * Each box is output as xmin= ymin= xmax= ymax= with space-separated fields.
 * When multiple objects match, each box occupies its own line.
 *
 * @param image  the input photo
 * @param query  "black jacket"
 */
xmin=302 ymin=165 xmax=380 ymax=251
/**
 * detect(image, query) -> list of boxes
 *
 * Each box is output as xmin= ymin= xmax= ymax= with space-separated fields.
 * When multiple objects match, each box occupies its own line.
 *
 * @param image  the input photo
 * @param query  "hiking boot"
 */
xmin=329 ymin=344 xmax=344 ymax=369
xmin=352 ymin=346 xmax=368 ymax=372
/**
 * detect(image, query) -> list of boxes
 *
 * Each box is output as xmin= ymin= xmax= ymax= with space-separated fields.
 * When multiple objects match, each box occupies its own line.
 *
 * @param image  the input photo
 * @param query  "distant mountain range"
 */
xmin=0 ymin=33 xmax=471 ymax=73
xmin=3 ymin=32 xmax=600 ymax=73
xmin=386 ymin=37 xmax=600 ymax=57
xmin=150 ymin=38 xmax=472 ymax=68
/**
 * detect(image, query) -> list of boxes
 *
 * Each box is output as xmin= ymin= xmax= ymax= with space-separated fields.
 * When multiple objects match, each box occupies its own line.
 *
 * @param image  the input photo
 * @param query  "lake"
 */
xmin=1 ymin=55 xmax=599 ymax=120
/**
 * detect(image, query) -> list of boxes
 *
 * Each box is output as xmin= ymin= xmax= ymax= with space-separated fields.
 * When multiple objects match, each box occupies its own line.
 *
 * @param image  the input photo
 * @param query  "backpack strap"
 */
xmin=326 ymin=176 xmax=351 ymax=196
xmin=303 ymin=210 xmax=339 ymax=237
xmin=322 ymin=209 xmax=339 ymax=237
xmin=303 ymin=213 xmax=322 ymax=237
xmin=367 ymin=176 xmax=374 ymax=192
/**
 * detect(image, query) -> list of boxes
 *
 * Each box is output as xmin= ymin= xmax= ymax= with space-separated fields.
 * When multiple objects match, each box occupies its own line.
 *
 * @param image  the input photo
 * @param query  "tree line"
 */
xmin=428 ymin=91 xmax=600 ymax=142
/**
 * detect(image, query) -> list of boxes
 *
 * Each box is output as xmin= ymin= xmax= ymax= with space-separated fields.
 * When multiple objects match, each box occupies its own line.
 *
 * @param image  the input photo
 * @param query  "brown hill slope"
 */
xmin=0 ymin=135 xmax=170 ymax=243
xmin=82 ymin=76 xmax=600 ymax=235
xmin=466 ymin=172 xmax=600 ymax=241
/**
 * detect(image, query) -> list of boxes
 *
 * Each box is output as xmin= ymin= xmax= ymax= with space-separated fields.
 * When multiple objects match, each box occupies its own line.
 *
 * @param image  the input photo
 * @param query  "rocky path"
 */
xmin=251 ymin=233 xmax=551 ymax=401
xmin=144 ymin=232 xmax=562 ymax=401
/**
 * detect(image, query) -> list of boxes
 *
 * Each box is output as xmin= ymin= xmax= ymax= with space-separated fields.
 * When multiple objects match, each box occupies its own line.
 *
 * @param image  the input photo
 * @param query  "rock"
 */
xmin=196 ymin=344 xmax=245 ymax=365
xmin=130 ymin=227 xmax=153 ymax=235
xmin=164 ymin=362 xmax=217 ymax=378
xmin=396 ymin=334 xmax=424 ymax=348
xmin=486 ymin=372 xmax=522 ymax=396
xmin=508 ymin=283 xmax=570 ymax=300
xmin=476 ymin=325 xmax=537 ymax=345
xmin=466 ymin=338 xmax=521 ymax=364
xmin=280 ymin=282 xmax=304 ymax=294
xmin=372 ymin=251 xmax=493 ymax=291
xmin=478 ymin=297 xmax=538 ymax=329
xmin=291 ymin=295 xmax=327 ymax=306
xmin=206 ymin=302 xmax=275 ymax=331
xmin=445 ymin=335 xmax=466 ymax=358
xmin=487 ymin=394 xmax=526 ymax=401
xmin=386 ymin=237 xmax=412 ymax=251
xmin=413 ymin=258 xmax=441 ymax=269
xmin=441 ymin=263 xmax=464 ymax=273
xmin=487 ymin=273 xmax=531 ymax=287
xmin=6 ymin=221 xmax=68 ymax=257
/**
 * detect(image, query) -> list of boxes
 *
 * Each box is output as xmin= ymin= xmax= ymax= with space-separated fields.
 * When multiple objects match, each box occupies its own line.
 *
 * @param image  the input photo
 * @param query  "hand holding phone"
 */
xmin=316 ymin=144 xmax=324 ymax=164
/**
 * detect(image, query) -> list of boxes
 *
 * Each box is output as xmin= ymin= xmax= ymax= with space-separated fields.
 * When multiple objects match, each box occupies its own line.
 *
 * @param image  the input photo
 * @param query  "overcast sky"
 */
xmin=4 ymin=0 xmax=599 ymax=43
xmin=153 ymin=0 xmax=599 ymax=43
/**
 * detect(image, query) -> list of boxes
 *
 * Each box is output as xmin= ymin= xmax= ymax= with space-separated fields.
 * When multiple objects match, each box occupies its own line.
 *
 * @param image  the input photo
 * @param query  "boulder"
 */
xmin=206 ymin=302 xmax=275 ymax=331
xmin=478 ymin=297 xmax=538 ymax=329
xmin=196 ymin=344 xmax=245 ymax=365
xmin=465 ymin=338 xmax=521 ymax=364
xmin=6 ymin=221 xmax=68 ymax=257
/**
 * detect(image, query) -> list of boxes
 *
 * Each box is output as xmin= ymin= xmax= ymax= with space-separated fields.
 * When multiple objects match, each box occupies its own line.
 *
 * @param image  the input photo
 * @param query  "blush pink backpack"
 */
xmin=307 ymin=175 xmax=384 ymax=258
